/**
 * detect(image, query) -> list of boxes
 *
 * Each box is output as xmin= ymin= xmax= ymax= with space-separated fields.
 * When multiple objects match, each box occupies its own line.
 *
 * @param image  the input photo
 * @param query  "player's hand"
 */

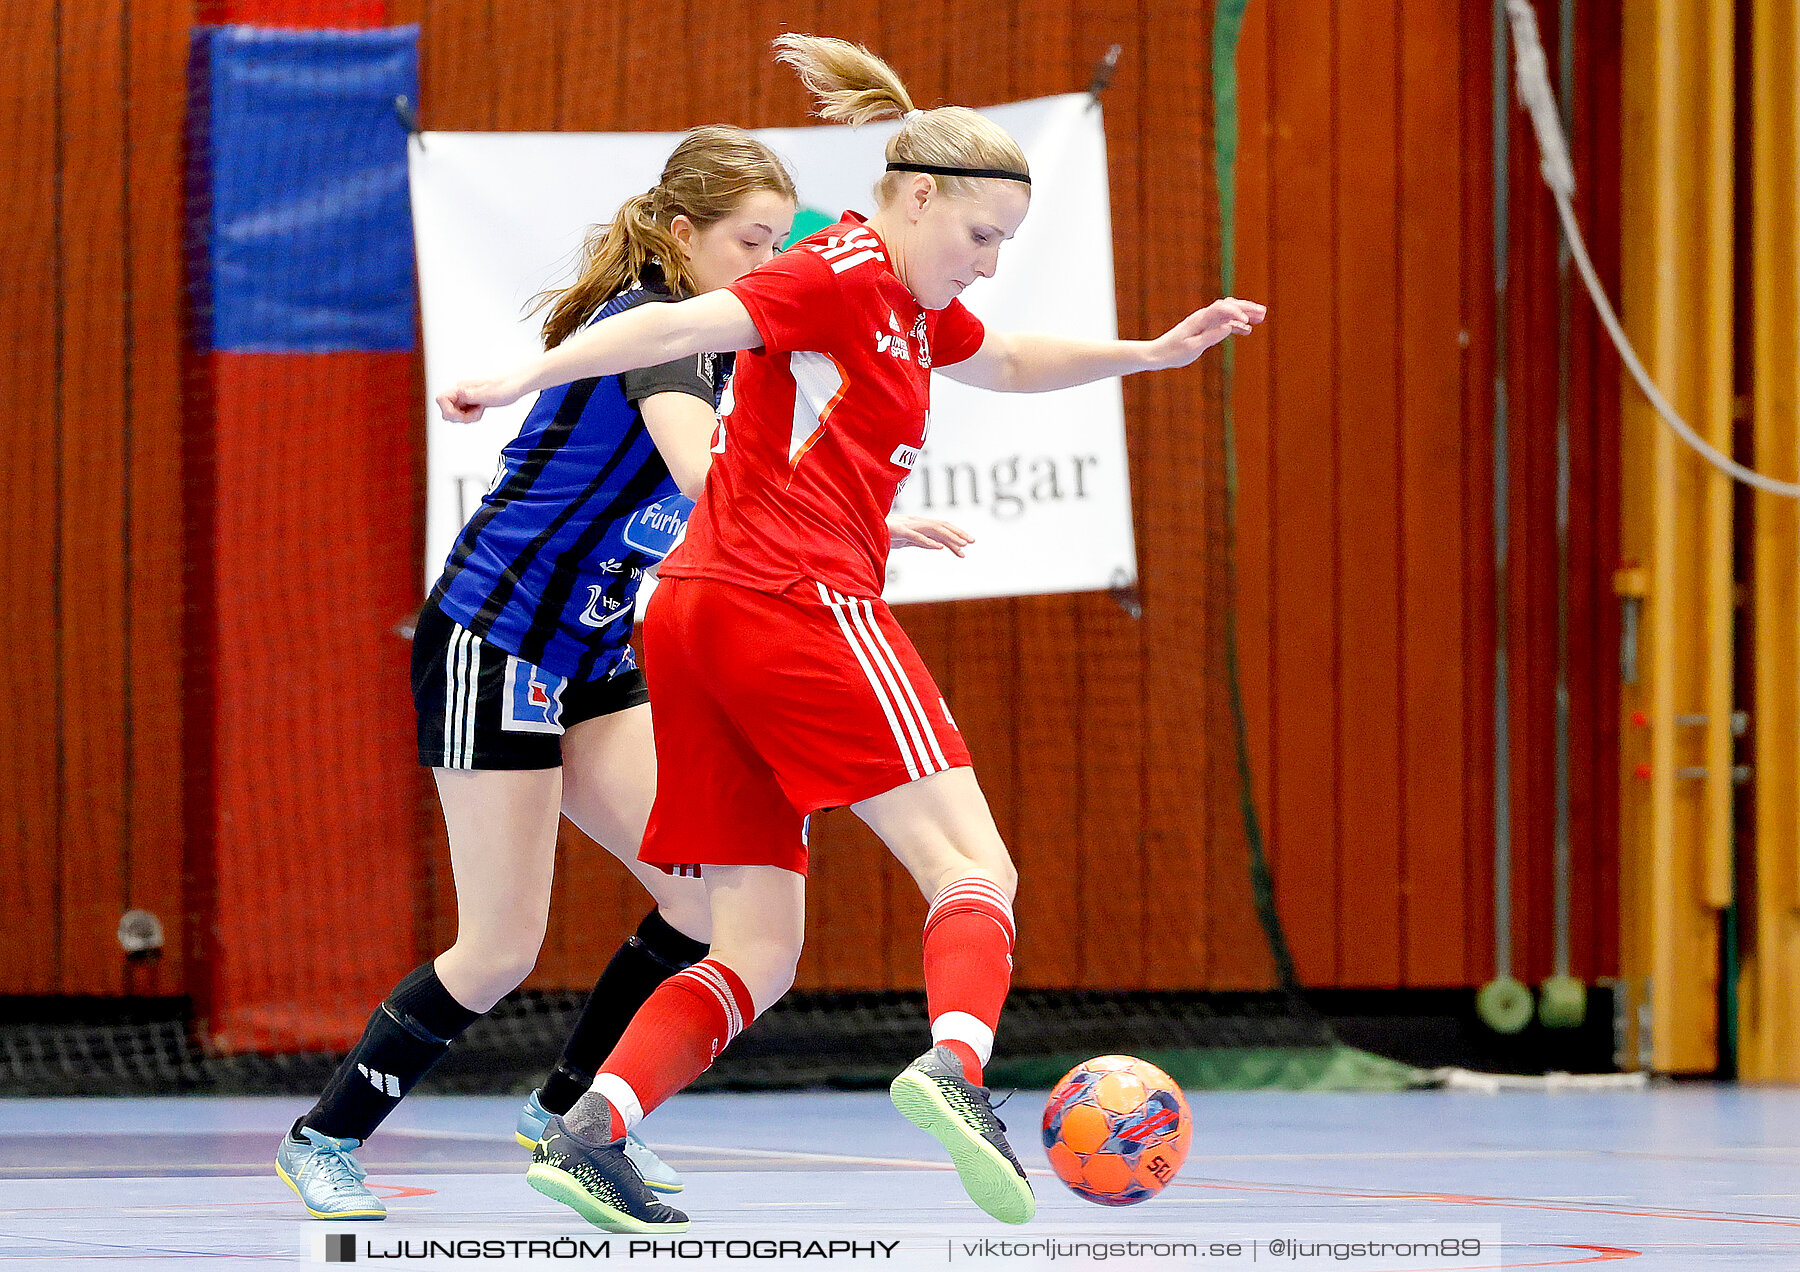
xmin=1147 ymin=297 xmax=1267 ymax=370
xmin=436 ymin=376 xmax=525 ymax=423
xmin=888 ymin=514 xmax=974 ymax=556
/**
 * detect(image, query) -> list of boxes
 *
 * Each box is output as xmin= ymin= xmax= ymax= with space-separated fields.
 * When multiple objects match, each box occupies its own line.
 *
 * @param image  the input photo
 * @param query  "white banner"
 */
xmin=409 ymin=93 xmax=1136 ymax=605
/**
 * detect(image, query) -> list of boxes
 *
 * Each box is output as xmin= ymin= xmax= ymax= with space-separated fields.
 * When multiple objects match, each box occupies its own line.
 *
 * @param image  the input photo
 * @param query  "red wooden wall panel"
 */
xmin=1229 ymin=0 xmax=1279 ymax=993
xmin=59 ymin=0 xmax=133 ymax=998
xmin=1398 ymin=0 xmax=1483 ymax=987
xmin=1332 ymin=0 xmax=1405 ymax=987
xmin=124 ymin=0 xmax=196 ymax=998
xmin=2 ymin=0 xmax=1625 ymax=1007
xmin=1139 ymin=0 xmax=1214 ymax=985
xmin=1 ymin=0 xmax=64 ymax=997
xmin=1263 ymin=0 xmax=1343 ymax=984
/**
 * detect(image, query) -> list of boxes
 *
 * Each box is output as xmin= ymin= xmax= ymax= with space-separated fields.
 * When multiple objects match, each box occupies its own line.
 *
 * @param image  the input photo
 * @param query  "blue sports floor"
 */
xmin=1 ymin=1088 xmax=1796 ymax=1268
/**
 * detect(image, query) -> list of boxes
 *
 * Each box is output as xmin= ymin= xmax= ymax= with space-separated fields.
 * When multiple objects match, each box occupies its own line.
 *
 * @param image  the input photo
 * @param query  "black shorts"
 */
xmin=411 ymin=602 xmax=649 ymax=770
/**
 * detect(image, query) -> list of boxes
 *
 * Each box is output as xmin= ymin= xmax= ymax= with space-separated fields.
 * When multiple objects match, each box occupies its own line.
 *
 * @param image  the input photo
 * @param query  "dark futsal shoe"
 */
xmin=516 ymin=1089 xmax=685 ymax=1193
xmin=890 ymin=1044 xmax=1036 ymax=1225
xmin=526 ymin=1114 xmax=690 ymax=1234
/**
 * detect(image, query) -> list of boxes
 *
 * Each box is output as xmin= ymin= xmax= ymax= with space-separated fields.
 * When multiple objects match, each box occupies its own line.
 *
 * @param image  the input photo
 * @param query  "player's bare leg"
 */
xmin=560 ymin=705 xmax=711 ymax=941
xmin=280 ymin=767 xmax=560 ymax=1220
xmin=432 ymin=766 xmax=564 ymax=1009
xmin=855 ymin=767 xmax=1034 ymax=1224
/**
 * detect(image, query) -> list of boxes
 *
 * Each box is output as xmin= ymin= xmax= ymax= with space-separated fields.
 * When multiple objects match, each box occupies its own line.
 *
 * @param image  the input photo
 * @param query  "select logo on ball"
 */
xmin=1041 ymin=1055 xmax=1192 ymax=1206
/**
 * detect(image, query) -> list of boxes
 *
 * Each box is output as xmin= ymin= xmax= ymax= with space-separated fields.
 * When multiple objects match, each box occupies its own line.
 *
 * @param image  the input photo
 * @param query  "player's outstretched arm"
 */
xmin=436 ymin=290 xmax=763 ymax=423
xmin=938 ymin=297 xmax=1266 ymax=395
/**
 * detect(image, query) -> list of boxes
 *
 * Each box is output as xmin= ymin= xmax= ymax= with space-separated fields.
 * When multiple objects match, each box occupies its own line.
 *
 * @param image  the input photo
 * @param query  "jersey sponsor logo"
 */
xmin=620 ymin=494 xmax=694 ymax=557
xmin=578 ymin=585 xmax=632 ymax=630
xmin=876 ymin=310 xmax=913 ymax=362
xmin=890 ymin=444 xmax=921 ymax=470
xmin=501 ymin=657 xmax=566 ymax=734
xmin=911 ymin=313 xmax=932 ymax=368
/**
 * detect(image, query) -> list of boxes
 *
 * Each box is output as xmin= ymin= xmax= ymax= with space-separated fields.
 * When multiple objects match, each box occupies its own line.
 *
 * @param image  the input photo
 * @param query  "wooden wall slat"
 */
xmin=551 ymin=0 xmax=626 ymax=131
xmin=491 ymin=0 xmax=565 ymax=131
xmin=418 ymin=0 xmax=496 ymax=130
xmin=1264 ymin=0 xmax=1341 ymax=985
xmin=58 ymin=0 xmax=132 ymax=995
xmin=1225 ymin=0 xmax=1280 ymax=992
xmin=1572 ymin=0 xmax=1623 ymax=980
xmin=1331 ymin=0 xmax=1404 ymax=987
xmin=124 ymin=0 xmax=198 ymax=996
xmin=0 ymin=0 xmax=64 ymax=996
xmin=1072 ymin=0 xmax=1147 ymax=989
xmin=1006 ymin=0 xmax=1083 ymax=989
xmin=1405 ymin=0 xmax=1486 ymax=986
xmin=1139 ymin=0 xmax=1214 ymax=987
xmin=1505 ymin=38 xmax=1560 ymax=987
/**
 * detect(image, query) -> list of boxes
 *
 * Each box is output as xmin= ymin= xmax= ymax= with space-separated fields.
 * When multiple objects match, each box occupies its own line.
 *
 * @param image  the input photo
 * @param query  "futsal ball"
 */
xmin=1041 ymin=1055 xmax=1192 ymax=1206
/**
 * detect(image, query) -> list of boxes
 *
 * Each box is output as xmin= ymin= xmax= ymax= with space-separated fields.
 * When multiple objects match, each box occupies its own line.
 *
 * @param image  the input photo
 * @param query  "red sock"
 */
xmin=922 ymin=876 xmax=1016 ymax=1087
xmin=588 ymin=958 xmax=754 ymax=1136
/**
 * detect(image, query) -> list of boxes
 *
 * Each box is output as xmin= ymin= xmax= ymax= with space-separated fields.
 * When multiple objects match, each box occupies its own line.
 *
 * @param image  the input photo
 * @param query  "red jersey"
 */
xmin=659 ymin=213 xmax=987 ymax=599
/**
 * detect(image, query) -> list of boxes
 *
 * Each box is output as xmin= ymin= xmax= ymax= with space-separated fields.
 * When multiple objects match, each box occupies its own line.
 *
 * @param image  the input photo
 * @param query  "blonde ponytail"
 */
xmin=773 ymin=33 xmax=1029 ymax=204
xmin=773 ymin=33 xmax=914 ymax=126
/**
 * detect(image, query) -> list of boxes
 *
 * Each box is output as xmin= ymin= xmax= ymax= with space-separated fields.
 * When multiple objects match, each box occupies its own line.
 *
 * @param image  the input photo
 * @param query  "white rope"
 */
xmin=1506 ymin=0 xmax=1800 ymax=499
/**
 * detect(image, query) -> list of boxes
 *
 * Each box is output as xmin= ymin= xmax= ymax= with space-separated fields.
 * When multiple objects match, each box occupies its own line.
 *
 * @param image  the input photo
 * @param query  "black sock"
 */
xmin=537 ymin=909 xmax=708 ymax=1115
xmin=300 ymin=962 xmax=482 ymax=1143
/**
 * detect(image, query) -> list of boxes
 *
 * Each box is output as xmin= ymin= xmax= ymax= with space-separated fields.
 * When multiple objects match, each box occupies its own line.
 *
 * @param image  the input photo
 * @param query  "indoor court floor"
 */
xmin=1 ymin=1087 xmax=1796 ymax=1268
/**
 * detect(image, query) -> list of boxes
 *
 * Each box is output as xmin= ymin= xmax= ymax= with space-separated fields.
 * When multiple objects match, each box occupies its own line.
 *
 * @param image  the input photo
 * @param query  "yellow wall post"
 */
xmin=1743 ymin=0 xmax=1800 ymax=1083
xmin=1617 ymin=0 xmax=1734 ymax=1073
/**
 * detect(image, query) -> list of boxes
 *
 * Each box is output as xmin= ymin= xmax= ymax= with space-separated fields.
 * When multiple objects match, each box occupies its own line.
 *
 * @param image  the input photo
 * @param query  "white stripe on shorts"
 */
xmin=846 ymin=592 xmax=951 ymax=772
xmin=444 ymin=624 xmax=481 ymax=768
xmin=817 ymin=583 xmax=924 ymax=781
xmin=835 ymin=588 xmax=942 ymax=777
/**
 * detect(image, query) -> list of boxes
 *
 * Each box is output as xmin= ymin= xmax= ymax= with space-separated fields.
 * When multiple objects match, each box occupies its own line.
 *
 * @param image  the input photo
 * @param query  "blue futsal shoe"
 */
xmin=516 ymin=1089 xmax=685 ymax=1194
xmin=527 ymin=1114 xmax=689 ymax=1234
xmin=276 ymin=1127 xmax=386 ymax=1220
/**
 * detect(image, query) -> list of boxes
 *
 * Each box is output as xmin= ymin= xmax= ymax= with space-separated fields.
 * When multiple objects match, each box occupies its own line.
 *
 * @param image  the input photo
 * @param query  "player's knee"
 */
xmin=925 ymin=850 xmax=1016 ymax=905
xmin=714 ymin=936 xmax=801 ymax=1016
xmin=648 ymin=889 xmax=712 ymax=947
xmin=978 ymin=854 xmax=1019 ymax=901
xmin=443 ymin=936 xmax=542 ymax=1006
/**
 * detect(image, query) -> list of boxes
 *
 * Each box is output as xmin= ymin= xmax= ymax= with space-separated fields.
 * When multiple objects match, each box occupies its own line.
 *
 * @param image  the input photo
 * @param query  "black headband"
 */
xmin=887 ymin=161 xmax=1031 ymax=186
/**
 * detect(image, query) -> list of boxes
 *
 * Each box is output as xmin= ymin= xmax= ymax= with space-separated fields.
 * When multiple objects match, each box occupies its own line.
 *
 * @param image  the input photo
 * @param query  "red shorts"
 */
xmin=638 ymin=575 xmax=972 ymax=876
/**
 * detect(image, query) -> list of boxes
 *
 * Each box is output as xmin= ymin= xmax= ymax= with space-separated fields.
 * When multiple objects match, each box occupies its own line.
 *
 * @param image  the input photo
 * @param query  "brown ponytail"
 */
xmin=533 ymin=125 xmax=796 ymax=349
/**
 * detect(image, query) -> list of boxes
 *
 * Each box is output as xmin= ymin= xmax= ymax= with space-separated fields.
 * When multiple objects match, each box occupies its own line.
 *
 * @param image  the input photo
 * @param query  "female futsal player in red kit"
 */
xmin=438 ymin=34 xmax=1264 ymax=1233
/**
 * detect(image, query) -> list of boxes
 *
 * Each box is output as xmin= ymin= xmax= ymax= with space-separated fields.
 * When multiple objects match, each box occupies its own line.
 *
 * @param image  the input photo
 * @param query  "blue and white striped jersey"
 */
xmin=429 ymin=285 xmax=732 ymax=681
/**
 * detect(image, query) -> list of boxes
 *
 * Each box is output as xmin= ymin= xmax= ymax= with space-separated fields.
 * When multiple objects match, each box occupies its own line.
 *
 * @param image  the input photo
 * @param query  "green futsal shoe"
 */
xmin=276 ymin=1126 xmax=386 ymax=1220
xmin=527 ymin=1114 xmax=690 ymax=1234
xmin=890 ymin=1045 xmax=1036 ymax=1225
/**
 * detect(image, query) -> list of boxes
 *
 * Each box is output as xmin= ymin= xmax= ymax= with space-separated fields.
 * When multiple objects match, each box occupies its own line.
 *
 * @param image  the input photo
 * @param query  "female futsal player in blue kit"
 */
xmin=277 ymin=124 xmax=977 ymax=1220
